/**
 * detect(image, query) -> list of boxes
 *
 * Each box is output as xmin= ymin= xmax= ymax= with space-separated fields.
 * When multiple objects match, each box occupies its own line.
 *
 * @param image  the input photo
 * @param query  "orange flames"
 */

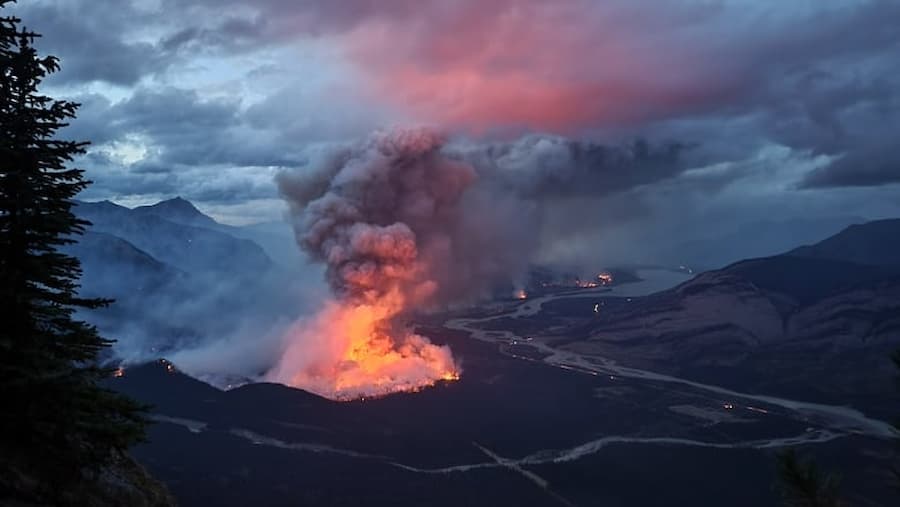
xmin=271 ymin=130 xmax=479 ymax=400
xmin=268 ymin=290 xmax=459 ymax=400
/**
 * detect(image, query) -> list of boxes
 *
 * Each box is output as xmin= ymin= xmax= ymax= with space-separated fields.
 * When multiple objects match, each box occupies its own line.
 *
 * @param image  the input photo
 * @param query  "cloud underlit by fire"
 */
xmin=340 ymin=0 xmax=738 ymax=132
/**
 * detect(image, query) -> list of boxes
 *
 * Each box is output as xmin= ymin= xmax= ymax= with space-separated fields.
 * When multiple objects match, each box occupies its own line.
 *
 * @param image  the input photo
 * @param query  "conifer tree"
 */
xmin=0 ymin=0 xmax=146 ymax=482
xmin=775 ymin=449 xmax=843 ymax=507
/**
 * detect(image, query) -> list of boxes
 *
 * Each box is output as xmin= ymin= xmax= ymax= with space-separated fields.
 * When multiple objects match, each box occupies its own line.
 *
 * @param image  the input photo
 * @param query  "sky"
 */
xmin=8 ymin=0 xmax=900 ymax=240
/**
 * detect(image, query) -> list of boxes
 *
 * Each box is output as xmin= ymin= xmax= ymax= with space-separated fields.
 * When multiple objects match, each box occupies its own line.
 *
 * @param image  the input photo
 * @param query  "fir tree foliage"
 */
xmin=0 ymin=0 xmax=146 ymax=472
xmin=775 ymin=449 xmax=843 ymax=507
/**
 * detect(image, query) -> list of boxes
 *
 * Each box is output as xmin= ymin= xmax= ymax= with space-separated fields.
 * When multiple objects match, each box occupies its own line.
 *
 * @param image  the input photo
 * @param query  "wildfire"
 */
xmin=597 ymin=272 xmax=614 ymax=285
xmin=159 ymin=359 xmax=176 ymax=374
xmin=516 ymin=289 xmax=528 ymax=300
xmin=268 ymin=291 xmax=460 ymax=401
xmin=538 ymin=271 xmax=615 ymax=290
xmin=271 ymin=129 xmax=495 ymax=401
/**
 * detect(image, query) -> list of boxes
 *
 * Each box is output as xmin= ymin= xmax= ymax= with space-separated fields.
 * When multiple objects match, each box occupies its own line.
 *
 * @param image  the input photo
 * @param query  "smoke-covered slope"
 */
xmin=133 ymin=197 xmax=302 ymax=268
xmin=228 ymin=221 xmax=304 ymax=268
xmin=66 ymin=230 xmax=182 ymax=295
xmin=75 ymin=200 xmax=272 ymax=274
xmin=68 ymin=199 xmax=307 ymax=366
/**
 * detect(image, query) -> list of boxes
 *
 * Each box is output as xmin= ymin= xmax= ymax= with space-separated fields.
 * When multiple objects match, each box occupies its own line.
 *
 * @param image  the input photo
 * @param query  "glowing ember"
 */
xmin=597 ymin=272 xmax=614 ymax=285
xmin=159 ymin=359 xmax=176 ymax=374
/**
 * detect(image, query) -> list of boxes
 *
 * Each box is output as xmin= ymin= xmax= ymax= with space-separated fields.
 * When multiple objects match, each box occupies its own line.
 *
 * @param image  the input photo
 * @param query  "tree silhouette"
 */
xmin=776 ymin=350 xmax=900 ymax=506
xmin=892 ymin=349 xmax=900 ymax=489
xmin=776 ymin=449 xmax=843 ymax=507
xmin=0 ymin=0 xmax=146 ymax=492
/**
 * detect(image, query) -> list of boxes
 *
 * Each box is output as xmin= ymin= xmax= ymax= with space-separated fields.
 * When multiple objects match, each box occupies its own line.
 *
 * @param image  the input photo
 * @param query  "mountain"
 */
xmin=133 ymin=196 xmax=221 ymax=230
xmin=662 ymin=216 xmax=864 ymax=270
xmin=721 ymin=255 xmax=894 ymax=305
xmin=67 ymin=198 xmax=306 ymax=364
xmin=229 ymin=221 xmax=304 ymax=268
xmin=788 ymin=218 xmax=900 ymax=269
xmin=528 ymin=218 xmax=900 ymax=416
xmin=134 ymin=196 xmax=303 ymax=268
xmin=61 ymin=228 xmax=199 ymax=357
xmin=64 ymin=230 xmax=182 ymax=299
xmin=76 ymin=199 xmax=272 ymax=274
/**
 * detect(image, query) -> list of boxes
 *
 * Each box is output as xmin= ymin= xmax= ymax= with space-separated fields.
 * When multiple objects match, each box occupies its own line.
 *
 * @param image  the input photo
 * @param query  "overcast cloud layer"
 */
xmin=8 ymin=0 xmax=900 ymax=247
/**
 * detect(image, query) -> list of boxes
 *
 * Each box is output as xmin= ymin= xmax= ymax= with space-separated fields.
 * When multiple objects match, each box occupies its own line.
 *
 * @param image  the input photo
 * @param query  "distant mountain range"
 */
xmin=661 ymin=215 xmax=866 ymax=270
xmin=66 ymin=198 xmax=313 ymax=363
xmin=133 ymin=196 xmax=222 ymax=230
xmin=788 ymin=218 xmax=900 ymax=269
xmin=75 ymin=198 xmax=272 ymax=274
xmin=131 ymin=197 xmax=304 ymax=267
xmin=557 ymin=218 xmax=900 ymax=416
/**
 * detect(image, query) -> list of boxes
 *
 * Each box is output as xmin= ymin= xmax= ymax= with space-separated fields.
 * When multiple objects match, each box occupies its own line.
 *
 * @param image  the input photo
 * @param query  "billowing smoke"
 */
xmin=68 ymin=128 xmax=697 ymax=397
xmin=266 ymin=128 xmax=533 ymax=399
xmin=264 ymin=131 xmax=694 ymax=401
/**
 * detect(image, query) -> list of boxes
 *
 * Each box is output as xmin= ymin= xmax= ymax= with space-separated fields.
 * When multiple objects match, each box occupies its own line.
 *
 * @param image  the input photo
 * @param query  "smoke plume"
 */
xmin=266 ymin=128 xmax=532 ymax=399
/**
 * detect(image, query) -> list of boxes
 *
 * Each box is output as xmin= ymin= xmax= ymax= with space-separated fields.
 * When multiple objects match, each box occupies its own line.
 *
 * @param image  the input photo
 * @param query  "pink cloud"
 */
xmin=335 ymin=0 xmax=746 ymax=133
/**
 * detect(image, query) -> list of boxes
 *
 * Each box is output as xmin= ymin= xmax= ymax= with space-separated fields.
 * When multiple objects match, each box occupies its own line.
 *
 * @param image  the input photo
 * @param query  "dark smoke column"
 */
xmin=267 ymin=128 xmax=527 ymax=399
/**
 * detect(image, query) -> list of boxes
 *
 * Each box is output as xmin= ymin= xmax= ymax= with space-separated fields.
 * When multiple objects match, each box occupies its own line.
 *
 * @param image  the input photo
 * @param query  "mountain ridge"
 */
xmin=133 ymin=196 xmax=220 ymax=230
xmin=787 ymin=218 xmax=900 ymax=269
xmin=75 ymin=199 xmax=273 ymax=274
xmin=528 ymin=217 xmax=900 ymax=414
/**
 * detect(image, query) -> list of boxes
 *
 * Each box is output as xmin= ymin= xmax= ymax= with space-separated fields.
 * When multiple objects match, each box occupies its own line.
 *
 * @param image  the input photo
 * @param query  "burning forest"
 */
xmin=266 ymin=129 xmax=530 ymax=400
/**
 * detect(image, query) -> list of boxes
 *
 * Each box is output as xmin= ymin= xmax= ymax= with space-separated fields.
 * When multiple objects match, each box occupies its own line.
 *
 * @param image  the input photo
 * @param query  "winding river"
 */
xmin=445 ymin=268 xmax=898 ymax=440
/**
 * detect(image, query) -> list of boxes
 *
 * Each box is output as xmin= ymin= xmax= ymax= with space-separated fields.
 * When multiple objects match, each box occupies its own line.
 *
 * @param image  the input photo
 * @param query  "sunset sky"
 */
xmin=11 ymin=0 xmax=900 ymax=227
